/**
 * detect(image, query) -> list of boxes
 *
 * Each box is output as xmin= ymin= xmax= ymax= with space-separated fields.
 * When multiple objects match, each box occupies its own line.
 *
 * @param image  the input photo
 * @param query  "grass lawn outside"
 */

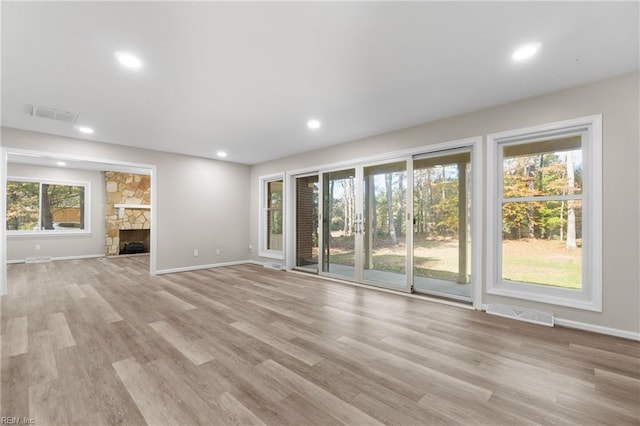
xmin=325 ymin=234 xmax=581 ymax=289
xmin=502 ymin=238 xmax=582 ymax=289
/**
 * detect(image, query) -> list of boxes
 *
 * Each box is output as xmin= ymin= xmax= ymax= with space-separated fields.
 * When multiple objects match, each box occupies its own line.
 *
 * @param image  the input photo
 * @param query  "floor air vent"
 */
xmin=25 ymin=256 xmax=53 ymax=264
xmin=486 ymin=303 xmax=554 ymax=327
xmin=263 ymin=263 xmax=282 ymax=271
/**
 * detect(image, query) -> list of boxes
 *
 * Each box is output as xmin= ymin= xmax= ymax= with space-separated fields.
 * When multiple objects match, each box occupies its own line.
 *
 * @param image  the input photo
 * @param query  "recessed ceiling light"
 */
xmin=307 ymin=119 xmax=321 ymax=130
xmin=216 ymin=151 xmax=227 ymax=158
xmin=56 ymin=161 xmax=66 ymax=167
xmin=75 ymin=126 xmax=94 ymax=134
xmin=512 ymin=42 xmax=542 ymax=61
xmin=115 ymin=51 xmax=143 ymax=69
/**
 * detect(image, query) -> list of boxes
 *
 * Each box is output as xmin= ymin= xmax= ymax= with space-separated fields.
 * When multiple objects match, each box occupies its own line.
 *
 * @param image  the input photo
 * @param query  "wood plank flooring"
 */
xmin=1 ymin=256 xmax=639 ymax=425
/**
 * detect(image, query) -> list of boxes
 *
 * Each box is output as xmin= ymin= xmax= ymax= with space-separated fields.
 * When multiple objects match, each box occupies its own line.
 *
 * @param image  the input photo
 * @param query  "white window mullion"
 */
xmin=500 ymin=194 xmax=583 ymax=203
xmin=38 ymin=181 xmax=43 ymax=231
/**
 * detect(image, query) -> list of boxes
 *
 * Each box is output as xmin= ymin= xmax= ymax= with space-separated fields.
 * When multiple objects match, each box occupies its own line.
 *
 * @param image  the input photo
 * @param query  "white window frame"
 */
xmin=6 ymin=176 xmax=92 ymax=236
xmin=259 ymin=173 xmax=285 ymax=259
xmin=486 ymin=115 xmax=602 ymax=311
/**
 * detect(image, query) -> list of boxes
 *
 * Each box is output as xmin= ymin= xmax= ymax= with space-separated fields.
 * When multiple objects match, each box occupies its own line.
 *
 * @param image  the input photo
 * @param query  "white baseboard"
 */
xmin=481 ymin=304 xmax=639 ymax=341
xmin=554 ymin=318 xmax=640 ymax=341
xmin=156 ymin=260 xmax=253 ymax=275
xmin=8 ymin=254 xmax=105 ymax=264
xmin=54 ymin=254 xmax=105 ymax=261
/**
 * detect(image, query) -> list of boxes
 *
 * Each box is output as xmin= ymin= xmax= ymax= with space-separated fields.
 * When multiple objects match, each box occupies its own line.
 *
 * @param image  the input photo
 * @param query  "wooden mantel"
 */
xmin=114 ymin=203 xmax=151 ymax=219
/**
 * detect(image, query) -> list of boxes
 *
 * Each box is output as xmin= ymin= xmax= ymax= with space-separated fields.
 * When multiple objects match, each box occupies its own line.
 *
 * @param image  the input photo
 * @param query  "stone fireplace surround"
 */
xmin=105 ymin=171 xmax=151 ymax=255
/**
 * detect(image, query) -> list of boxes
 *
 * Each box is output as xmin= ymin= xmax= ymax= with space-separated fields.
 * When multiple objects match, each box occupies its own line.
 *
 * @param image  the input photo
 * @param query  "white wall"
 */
xmin=6 ymin=163 xmax=105 ymax=261
xmin=1 ymin=129 xmax=251 ymax=272
xmin=249 ymin=71 xmax=640 ymax=335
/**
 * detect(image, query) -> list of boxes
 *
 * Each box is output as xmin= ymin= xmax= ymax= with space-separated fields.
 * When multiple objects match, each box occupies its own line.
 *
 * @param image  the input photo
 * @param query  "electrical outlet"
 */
xmin=35 ymin=244 xmax=41 ymax=251
xmin=248 ymin=244 xmax=253 ymax=253
xmin=193 ymin=249 xmax=199 ymax=257
xmin=216 ymin=248 xmax=221 ymax=255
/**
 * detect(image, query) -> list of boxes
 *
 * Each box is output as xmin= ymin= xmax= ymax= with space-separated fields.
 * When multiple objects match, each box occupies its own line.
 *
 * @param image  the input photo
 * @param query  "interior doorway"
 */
xmin=0 ymin=148 xmax=157 ymax=295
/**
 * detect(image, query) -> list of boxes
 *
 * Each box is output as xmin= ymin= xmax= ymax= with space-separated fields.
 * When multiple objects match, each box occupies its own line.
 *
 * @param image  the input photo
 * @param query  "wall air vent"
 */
xmin=486 ymin=303 xmax=554 ymax=327
xmin=27 ymin=104 xmax=77 ymax=123
xmin=25 ymin=256 xmax=53 ymax=264
xmin=263 ymin=263 xmax=283 ymax=271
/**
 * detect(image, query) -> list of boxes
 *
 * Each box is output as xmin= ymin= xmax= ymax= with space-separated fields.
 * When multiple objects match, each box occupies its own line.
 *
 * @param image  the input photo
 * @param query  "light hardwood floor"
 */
xmin=1 ymin=256 xmax=639 ymax=425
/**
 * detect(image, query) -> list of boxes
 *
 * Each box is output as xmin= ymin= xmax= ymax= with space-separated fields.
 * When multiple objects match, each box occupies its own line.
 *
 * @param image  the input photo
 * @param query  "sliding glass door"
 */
xmin=307 ymin=146 xmax=474 ymax=302
xmin=413 ymin=150 xmax=471 ymax=300
xmin=322 ymin=168 xmax=357 ymax=279
xmin=361 ymin=161 xmax=408 ymax=290
xmin=319 ymin=160 xmax=411 ymax=291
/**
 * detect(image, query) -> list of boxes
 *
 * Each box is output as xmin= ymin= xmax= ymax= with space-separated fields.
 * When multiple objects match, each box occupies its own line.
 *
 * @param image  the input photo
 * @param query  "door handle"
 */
xmin=353 ymin=215 xmax=364 ymax=234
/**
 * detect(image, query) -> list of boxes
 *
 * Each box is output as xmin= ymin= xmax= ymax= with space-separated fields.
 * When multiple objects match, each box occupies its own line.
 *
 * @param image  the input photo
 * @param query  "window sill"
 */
xmin=7 ymin=230 xmax=92 ymax=238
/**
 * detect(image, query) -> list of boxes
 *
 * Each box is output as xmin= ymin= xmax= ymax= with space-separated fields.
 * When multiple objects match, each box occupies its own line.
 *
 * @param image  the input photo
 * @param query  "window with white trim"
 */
xmin=259 ymin=175 xmax=284 ymax=258
xmin=6 ymin=178 xmax=90 ymax=234
xmin=487 ymin=115 xmax=602 ymax=311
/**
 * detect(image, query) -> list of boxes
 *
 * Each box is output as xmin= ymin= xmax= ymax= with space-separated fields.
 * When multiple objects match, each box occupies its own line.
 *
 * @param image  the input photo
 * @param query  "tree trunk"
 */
xmin=559 ymin=200 xmax=564 ymax=241
xmin=41 ymin=184 xmax=53 ymax=230
xmin=415 ymin=171 xmax=423 ymax=234
xmin=340 ymin=180 xmax=348 ymax=234
xmin=566 ymin=152 xmax=577 ymax=249
xmin=526 ymin=159 xmax=535 ymax=238
xmin=371 ymin=176 xmax=377 ymax=242
xmin=441 ymin=167 xmax=446 ymax=201
xmin=395 ymin=173 xmax=404 ymax=237
xmin=385 ymin=174 xmax=397 ymax=245
xmin=79 ymin=187 xmax=85 ymax=230
xmin=426 ymin=169 xmax=432 ymax=235
xmin=349 ymin=178 xmax=355 ymax=235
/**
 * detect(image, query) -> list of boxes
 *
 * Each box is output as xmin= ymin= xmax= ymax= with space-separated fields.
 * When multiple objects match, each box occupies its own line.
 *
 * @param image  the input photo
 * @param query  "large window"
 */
xmin=6 ymin=179 xmax=90 ymax=234
xmin=259 ymin=175 xmax=284 ymax=258
xmin=487 ymin=116 xmax=602 ymax=311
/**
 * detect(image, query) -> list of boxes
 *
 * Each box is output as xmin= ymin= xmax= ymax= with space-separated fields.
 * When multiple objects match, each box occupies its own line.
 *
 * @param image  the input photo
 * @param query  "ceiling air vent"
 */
xmin=27 ymin=104 xmax=77 ymax=123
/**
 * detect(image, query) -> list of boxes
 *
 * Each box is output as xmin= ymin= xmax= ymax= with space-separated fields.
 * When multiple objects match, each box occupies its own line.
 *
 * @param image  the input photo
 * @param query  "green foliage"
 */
xmin=6 ymin=181 xmax=39 ymax=230
xmin=413 ymin=164 xmax=463 ymax=238
xmin=501 ymin=150 xmax=582 ymax=241
xmin=6 ymin=181 xmax=84 ymax=231
xmin=324 ymin=148 xmax=581 ymax=246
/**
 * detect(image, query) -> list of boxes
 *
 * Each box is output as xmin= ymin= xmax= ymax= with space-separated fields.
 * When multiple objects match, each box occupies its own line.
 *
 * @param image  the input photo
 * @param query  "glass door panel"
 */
xmin=413 ymin=151 xmax=471 ymax=299
xmin=322 ymin=169 xmax=357 ymax=279
xmin=295 ymin=175 xmax=319 ymax=273
xmin=362 ymin=161 xmax=407 ymax=289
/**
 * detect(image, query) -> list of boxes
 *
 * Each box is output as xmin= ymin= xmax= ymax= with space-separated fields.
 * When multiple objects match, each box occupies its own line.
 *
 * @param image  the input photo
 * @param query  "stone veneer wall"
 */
xmin=105 ymin=171 xmax=151 ymax=255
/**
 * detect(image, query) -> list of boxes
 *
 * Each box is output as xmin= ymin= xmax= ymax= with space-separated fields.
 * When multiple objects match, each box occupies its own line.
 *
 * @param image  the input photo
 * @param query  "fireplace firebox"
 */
xmin=119 ymin=229 xmax=150 ymax=255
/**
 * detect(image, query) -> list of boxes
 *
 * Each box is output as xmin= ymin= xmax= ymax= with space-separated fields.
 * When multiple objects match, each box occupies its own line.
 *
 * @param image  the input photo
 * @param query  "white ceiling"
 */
xmin=2 ymin=2 xmax=638 ymax=165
